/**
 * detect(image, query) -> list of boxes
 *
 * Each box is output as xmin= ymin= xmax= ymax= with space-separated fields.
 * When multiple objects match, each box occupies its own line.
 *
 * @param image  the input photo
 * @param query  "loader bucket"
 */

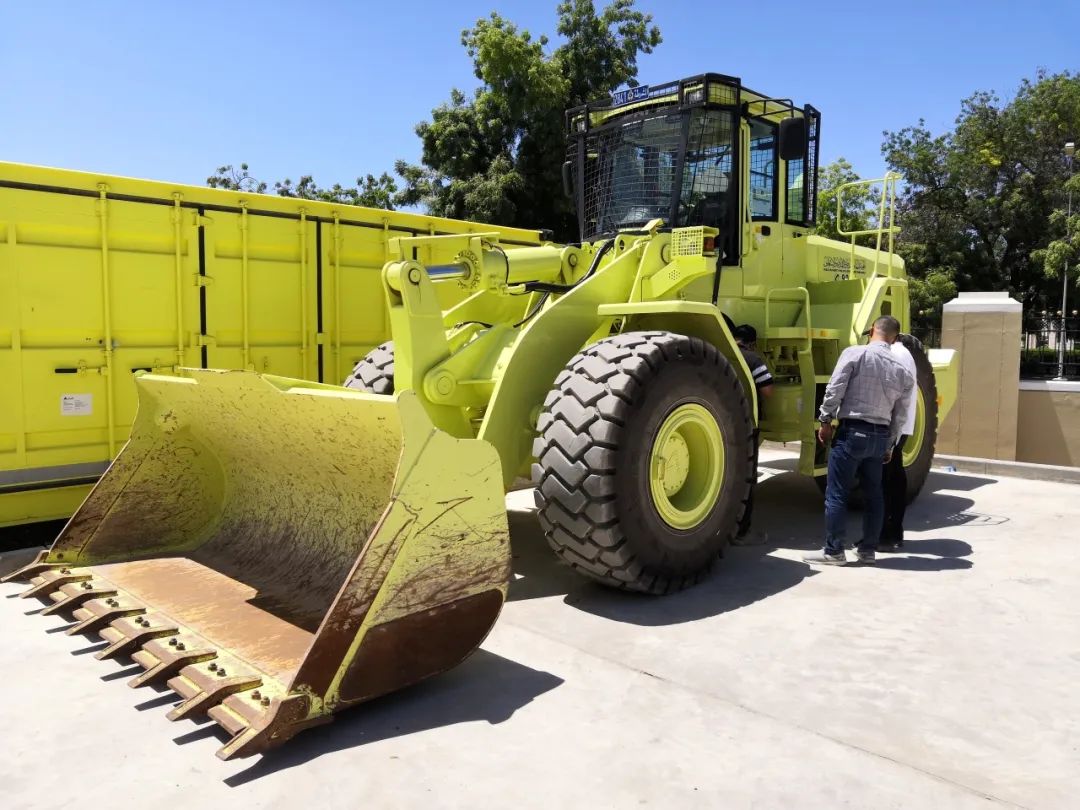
xmin=4 ymin=369 xmax=511 ymax=759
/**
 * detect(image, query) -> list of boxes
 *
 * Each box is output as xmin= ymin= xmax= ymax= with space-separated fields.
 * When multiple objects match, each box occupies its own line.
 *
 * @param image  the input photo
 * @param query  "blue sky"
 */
xmin=2 ymin=0 xmax=1077 ymax=198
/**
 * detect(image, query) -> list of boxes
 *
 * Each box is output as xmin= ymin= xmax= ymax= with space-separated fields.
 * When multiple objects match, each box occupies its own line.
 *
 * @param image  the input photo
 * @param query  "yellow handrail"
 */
xmin=836 ymin=171 xmax=902 ymax=280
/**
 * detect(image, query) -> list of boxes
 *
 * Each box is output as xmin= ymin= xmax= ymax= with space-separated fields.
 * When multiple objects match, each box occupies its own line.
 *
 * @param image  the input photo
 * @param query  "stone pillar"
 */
xmin=936 ymin=292 xmax=1022 ymax=460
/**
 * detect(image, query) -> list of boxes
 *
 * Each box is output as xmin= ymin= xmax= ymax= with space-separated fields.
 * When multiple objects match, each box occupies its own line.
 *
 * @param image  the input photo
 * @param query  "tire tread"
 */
xmin=532 ymin=331 xmax=754 ymax=595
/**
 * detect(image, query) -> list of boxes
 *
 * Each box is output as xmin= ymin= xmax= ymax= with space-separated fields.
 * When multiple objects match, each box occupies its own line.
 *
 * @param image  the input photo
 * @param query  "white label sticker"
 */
xmin=60 ymin=394 xmax=93 ymax=416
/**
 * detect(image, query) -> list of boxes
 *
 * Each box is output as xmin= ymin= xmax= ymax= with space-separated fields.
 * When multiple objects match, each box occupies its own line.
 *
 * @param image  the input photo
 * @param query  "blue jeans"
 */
xmin=824 ymin=420 xmax=891 ymax=555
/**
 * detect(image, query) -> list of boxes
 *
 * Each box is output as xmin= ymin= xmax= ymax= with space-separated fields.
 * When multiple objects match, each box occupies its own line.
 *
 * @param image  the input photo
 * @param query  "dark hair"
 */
xmin=873 ymin=315 xmax=901 ymax=340
xmin=897 ymin=332 xmax=924 ymax=354
xmin=733 ymin=324 xmax=757 ymax=344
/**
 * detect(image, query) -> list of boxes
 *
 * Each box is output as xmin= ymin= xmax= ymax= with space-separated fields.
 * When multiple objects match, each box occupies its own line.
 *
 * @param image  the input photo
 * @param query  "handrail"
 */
xmin=836 ymin=171 xmax=902 ymax=281
xmin=764 ymin=285 xmax=812 ymax=352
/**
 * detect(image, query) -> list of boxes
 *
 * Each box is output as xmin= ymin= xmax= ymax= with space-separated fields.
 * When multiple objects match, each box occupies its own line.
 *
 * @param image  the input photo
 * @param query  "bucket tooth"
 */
xmin=166 ymin=662 xmax=262 ymax=722
xmin=0 ymin=552 xmax=54 ymax=583
xmin=128 ymin=637 xmax=215 ymax=688
xmin=210 ymin=693 xmax=330 ymax=761
xmin=207 ymin=699 xmax=252 ymax=737
xmin=41 ymin=581 xmax=117 ymax=616
xmin=67 ymin=598 xmax=144 ymax=636
xmin=95 ymin=614 xmax=177 ymax=661
xmin=19 ymin=569 xmax=90 ymax=600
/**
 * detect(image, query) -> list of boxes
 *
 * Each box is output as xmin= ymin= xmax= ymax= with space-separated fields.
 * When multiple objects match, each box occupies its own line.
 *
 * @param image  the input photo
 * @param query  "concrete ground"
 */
xmin=2 ymin=451 xmax=1078 ymax=809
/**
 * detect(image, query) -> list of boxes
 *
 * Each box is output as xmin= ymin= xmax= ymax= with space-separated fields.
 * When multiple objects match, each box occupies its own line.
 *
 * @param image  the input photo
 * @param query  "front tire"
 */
xmin=532 ymin=331 xmax=754 ymax=595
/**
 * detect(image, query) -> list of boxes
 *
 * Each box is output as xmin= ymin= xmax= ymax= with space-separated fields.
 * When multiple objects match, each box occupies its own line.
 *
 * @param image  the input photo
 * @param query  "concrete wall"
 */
xmin=932 ymin=292 xmax=1079 ymax=469
xmin=936 ymin=292 xmax=1022 ymax=460
xmin=1016 ymin=381 xmax=1080 ymax=467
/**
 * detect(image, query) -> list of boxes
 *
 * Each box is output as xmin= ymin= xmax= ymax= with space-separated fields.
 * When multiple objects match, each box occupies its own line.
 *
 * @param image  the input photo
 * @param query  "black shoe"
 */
xmin=877 ymin=540 xmax=904 ymax=553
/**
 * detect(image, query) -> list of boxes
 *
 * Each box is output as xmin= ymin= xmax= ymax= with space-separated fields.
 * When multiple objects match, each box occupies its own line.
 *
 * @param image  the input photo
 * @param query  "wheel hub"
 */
xmin=657 ymin=431 xmax=690 ymax=495
xmin=648 ymin=403 xmax=725 ymax=530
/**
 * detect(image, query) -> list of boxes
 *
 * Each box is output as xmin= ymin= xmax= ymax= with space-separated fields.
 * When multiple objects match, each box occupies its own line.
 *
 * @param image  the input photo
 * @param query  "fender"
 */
xmin=596 ymin=300 xmax=759 ymax=424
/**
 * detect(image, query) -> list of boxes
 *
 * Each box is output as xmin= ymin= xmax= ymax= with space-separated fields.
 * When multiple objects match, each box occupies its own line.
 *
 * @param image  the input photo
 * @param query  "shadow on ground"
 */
xmin=874 ymin=553 xmax=973 ymax=571
xmin=508 ymin=506 xmax=818 ymax=625
xmin=508 ymin=468 xmax=983 ymax=622
xmin=923 ymin=469 xmax=995 ymax=494
xmin=757 ymin=463 xmax=1007 ymax=533
xmin=222 ymin=649 xmax=562 ymax=786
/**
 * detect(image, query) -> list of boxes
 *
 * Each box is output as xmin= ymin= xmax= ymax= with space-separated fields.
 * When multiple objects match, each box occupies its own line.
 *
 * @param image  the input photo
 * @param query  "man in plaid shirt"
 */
xmin=804 ymin=315 xmax=914 ymax=566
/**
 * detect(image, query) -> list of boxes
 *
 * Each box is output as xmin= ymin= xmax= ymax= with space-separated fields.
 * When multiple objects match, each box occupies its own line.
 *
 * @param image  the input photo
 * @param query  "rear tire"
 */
xmin=532 ymin=331 xmax=754 ymax=595
xmin=899 ymin=341 xmax=939 ymax=502
xmin=343 ymin=341 xmax=395 ymax=394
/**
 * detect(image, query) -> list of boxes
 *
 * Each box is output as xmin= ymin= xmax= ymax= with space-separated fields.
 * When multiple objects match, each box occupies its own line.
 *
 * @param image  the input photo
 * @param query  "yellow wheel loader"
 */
xmin=5 ymin=73 xmax=959 ymax=758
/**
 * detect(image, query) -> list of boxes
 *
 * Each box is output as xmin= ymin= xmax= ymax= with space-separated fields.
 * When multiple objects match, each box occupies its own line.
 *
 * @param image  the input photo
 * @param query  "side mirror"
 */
xmin=778 ymin=117 xmax=808 ymax=162
xmin=562 ymin=161 xmax=574 ymax=199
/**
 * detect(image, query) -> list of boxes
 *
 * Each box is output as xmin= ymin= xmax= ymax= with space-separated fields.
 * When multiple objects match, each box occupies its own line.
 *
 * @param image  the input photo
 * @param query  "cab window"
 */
xmin=786 ymin=157 xmax=805 ymax=222
xmin=748 ymin=119 xmax=777 ymax=220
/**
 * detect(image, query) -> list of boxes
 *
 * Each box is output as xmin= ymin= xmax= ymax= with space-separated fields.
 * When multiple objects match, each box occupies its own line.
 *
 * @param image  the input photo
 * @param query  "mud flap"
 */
xmin=4 ymin=369 xmax=510 ymax=759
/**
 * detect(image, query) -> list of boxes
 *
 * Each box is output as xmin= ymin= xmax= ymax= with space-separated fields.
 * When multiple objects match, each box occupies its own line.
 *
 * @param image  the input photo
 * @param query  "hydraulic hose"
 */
xmin=522 ymin=238 xmax=614 ymax=294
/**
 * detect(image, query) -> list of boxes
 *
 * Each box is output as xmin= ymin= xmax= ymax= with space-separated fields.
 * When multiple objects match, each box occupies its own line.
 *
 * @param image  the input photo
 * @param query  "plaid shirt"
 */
xmin=819 ymin=341 xmax=915 ymax=446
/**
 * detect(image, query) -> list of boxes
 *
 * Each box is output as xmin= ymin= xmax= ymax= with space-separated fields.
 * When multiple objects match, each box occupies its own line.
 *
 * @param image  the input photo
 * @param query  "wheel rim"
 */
xmin=648 ymin=403 xmax=725 ymax=530
xmin=902 ymin=388 xmax=926 ymax=467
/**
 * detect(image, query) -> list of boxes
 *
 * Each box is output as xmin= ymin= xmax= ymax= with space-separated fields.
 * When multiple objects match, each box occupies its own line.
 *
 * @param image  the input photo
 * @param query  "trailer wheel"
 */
xmin=813 ymin=341 xmax=939 ymax=505
xmin=532 ymin=331 xmax=754 ymax=595
xmin=343 ymin=341 xmax=395 ymax=394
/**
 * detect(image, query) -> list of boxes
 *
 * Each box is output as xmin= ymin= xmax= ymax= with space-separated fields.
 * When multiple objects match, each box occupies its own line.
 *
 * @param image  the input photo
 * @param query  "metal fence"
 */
xmin=911 ymin=324 xmax=940 ymax=349
xmin=1021 ymin=315 xmax=1080 ymax=380
xmin=913 ymin=316 xmax=1079 ymax=380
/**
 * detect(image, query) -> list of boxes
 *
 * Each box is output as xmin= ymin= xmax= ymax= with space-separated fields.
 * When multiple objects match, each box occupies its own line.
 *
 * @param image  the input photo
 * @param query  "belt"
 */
xmin=839 ymin=418 xmax=888 ymax=429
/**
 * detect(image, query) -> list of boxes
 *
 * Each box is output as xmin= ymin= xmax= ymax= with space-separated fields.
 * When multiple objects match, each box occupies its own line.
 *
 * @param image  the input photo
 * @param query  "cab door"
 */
xmin=740 ymin=117 xmax=782 ymax=299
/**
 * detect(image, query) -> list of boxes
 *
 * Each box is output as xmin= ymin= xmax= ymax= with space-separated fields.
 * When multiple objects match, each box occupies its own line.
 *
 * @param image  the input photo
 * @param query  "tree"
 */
xmin=882 ymin=70 xmax=1080 ymax=313
xmin=274 ymin=173 xmax=398 ymax=210
xmin=206 ymin=163 xmax=267 ymax=194
xmin=206 ymin=165 xmax=398 ymax=210
xmin=396 ymin=0 xmax=661 ymax=240
xmin=1031 ymin=170 xmax=1080 ymax=313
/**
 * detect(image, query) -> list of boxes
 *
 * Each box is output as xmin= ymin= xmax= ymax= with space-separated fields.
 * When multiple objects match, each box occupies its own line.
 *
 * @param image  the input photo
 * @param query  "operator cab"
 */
xmin=565 ymin=73 xmax=820 ymax=268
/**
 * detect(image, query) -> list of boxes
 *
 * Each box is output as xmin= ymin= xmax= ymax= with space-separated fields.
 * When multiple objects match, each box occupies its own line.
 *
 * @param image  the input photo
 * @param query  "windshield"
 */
xmin=575 ymin=108 xmax=737 ymax=244
xmin=579 ymin=112 xmax=682 ymax=235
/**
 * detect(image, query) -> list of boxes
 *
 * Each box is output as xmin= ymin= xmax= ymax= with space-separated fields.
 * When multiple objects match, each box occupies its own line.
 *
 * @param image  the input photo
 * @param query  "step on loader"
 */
xmin=6 ymin=73 xmax=959 ymax=758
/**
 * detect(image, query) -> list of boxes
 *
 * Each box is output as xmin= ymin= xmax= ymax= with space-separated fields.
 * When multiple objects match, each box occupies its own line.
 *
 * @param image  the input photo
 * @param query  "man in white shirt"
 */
xmin=880 ymin=334 xmax=920 ymax=551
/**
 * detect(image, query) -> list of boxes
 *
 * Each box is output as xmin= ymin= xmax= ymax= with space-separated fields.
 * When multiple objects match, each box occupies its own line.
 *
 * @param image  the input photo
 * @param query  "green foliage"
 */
xmin=274 ymin=173 xmax=399 ymax=210
xmin=397 ymin=0 xmax=661 ymax=239
xmin=883 ymin=70 xmax=1080 ymax=310
xmin=206 ymin=165 xmax=398 ymax=210
xmin=206 ymin=163 xmax=267 ymax=194
xmin=908 ymin=269 xmax=958 ymax=328
xmin=1032 ymin=171 xmax=1080 ymax=282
